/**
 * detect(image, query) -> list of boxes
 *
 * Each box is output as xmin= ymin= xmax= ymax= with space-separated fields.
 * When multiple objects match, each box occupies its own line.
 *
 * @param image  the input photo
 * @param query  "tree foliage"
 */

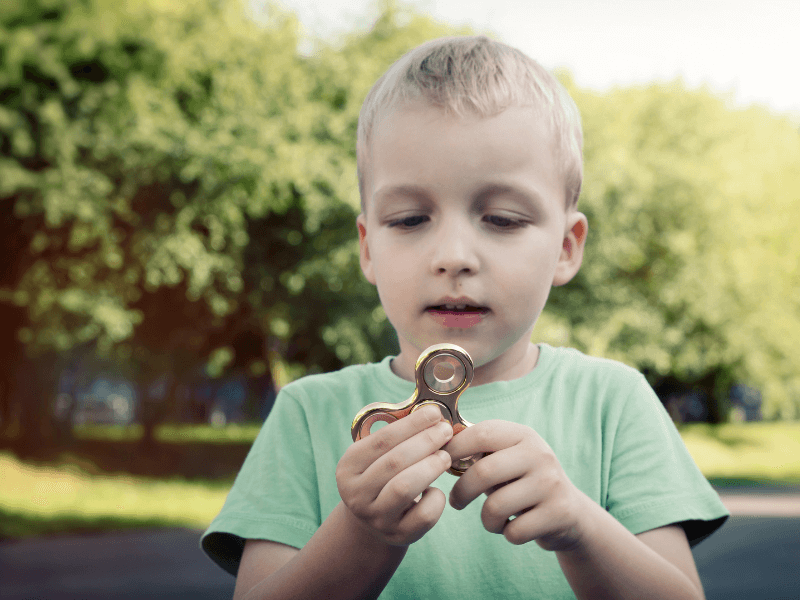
xmin=537 ymin=81 xmax=800 ymax=419
xmin=2 ymin=0 xmax=799 ymax=452
xmin=0 ymin=0 xmax=463 ymax=448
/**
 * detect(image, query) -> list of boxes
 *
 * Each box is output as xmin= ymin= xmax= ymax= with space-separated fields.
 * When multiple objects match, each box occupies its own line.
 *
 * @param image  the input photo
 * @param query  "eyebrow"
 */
xmin=473 ymin=183 xmax=546 ymax=214
xmin=372 ymin=184 xmax=431 ymax=209
xmin=371 ymin=182 xmax=547 ymax=216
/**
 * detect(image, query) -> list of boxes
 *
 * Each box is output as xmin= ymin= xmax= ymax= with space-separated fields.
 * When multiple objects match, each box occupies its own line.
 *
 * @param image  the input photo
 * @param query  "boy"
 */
xmin=202 ymin=36 xmax=728 ymax=599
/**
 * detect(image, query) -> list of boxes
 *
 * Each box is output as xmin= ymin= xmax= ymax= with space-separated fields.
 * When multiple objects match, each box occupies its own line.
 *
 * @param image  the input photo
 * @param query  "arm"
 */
xmin=233 ymin=503 xmax=406 ymax=600
xmin=233 ymin=404 xmax=454 ymax=600
xmin=446 ymin=420 xmax=706 ymax=600
xmin=556 ymin=503 xmax=704 ymax=600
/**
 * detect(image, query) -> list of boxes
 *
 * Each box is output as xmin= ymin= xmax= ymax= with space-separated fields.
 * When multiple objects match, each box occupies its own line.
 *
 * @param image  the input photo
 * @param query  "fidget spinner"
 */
xmin=350 ymin=343 xmax=481 ymax=476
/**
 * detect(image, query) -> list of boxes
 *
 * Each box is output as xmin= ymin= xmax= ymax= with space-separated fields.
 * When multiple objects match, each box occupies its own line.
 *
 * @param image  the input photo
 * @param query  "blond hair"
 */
xmin=356 ymin=35 xmax=583 ymax=211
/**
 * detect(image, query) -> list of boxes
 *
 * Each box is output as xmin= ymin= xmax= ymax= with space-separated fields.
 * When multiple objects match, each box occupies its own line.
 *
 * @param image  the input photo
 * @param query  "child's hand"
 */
xmin=444 ymin=420 xmax=591 ymax=551
xmin=336 ymin=404 xmax=454 ymax=546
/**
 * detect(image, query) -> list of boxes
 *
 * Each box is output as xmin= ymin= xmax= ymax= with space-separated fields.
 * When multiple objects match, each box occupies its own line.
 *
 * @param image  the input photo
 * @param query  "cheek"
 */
xmin=502 ymin=244 xmax=556 ymax=277
xmin=500 ymin=247 xmax=560 ymax=300
xmin=373 ymin=264 xmax=414 ymax=311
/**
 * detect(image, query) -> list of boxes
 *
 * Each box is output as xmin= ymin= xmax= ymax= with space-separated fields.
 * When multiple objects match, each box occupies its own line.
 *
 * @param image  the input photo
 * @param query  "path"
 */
xmin=1 ymin=490 xmax=798 ymax=600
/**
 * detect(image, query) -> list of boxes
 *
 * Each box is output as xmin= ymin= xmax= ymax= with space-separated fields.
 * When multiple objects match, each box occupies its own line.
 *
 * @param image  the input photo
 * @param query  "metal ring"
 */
xmin=423 ymin=353 xmax=466 ymax=394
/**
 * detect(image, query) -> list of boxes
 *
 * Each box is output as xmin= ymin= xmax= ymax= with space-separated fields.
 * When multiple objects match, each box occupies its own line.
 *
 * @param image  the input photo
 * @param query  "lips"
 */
xmin=426 ymin=300 xmax=489 ymax=328
xmin=429 ymin=304 xmax=486 ymax=313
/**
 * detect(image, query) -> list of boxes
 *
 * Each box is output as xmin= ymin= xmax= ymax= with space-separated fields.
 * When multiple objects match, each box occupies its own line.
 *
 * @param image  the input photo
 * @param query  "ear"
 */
xmin=553 ymin=211 xmax=588 ymax=287
xmin=356 ymin=213 xmax=376 ymax=285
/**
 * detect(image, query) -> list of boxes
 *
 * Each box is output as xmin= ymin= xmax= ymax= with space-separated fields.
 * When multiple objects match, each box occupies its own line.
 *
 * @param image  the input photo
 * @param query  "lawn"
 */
xmin=679 ymin=421 xmax=800 ymax=486
xmin=71 ymin=422 xmax=263 ymax=444
xmin=0 ymin=450 xmax=232 ymax=539
xmin=2 ymin=421 xmax=799 ymax=539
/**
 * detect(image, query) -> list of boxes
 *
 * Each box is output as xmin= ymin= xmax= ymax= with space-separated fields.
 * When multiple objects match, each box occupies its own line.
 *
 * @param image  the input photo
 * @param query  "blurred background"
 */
xmin=1 ymin=0 xmax=799 ymax=594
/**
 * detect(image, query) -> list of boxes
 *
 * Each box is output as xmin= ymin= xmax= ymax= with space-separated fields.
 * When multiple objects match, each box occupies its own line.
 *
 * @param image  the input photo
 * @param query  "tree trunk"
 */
xmin=139 ymin=374 xmax=177 ymax=453
xmin=11 ymin=354 xmax=64 ymax=456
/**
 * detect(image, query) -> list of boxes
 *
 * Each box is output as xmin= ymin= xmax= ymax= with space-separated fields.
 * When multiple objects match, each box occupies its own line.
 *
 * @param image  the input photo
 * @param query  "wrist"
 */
xmin=338 ymin=501 xmax=412 ymax=553
xmin=540 ymin=486 xmax=600 ymax=554
xmin=244 ymin=502 xmax=408 ymax=600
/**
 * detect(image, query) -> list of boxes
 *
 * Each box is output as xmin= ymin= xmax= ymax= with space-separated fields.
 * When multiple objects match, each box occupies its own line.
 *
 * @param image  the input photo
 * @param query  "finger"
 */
xmin=373 ymin=449 xmax=452 ymax=518
xmin=480 ymin=478 xmax=542 ymax=534
xmin=501 ymin=505 xmax=552 ymax=546
xmin=443 ymin=420 xmax=524 ymax=462
xmin=345 ymin=404 xmax=446 ymax=475
xmin=391 ymin=486 xmax=447 ymax=545
xmin=449 ymin=449 xmax=526 ymax=511
xmin=366 ymin=419 xmax=453 ymax=485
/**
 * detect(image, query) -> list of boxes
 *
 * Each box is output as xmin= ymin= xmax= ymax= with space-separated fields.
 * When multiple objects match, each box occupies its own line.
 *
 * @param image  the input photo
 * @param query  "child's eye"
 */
xmin=387 ymin=215 xmax=429 ymax=229
xmin=484 ymin=214 xmax=526 ymax=229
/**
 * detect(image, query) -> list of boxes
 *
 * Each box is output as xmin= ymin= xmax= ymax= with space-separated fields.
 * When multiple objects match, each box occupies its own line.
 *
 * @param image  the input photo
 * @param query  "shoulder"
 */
xmin=250 ymin=362 xmax=393 ymax=458
xmin=273 ymin=360 xmax=396 ymax=421
xmin=280 ymin=361 xmax=384 ymax=399
xmin=543 ymin=344 xmax=646 ymax=389
xmin=536 ymin=345 xmax=655 ymax=425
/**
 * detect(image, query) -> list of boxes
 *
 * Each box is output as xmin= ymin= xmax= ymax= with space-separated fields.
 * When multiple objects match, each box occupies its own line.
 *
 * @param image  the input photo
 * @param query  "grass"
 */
xmin=72 ymin=422 xmax=263 ymax=444
xmin=0 ymin=450 xmax=232 ymax=540
xmin=679 ymin=421 xmax=800 ymax=486
xmin=2 ymin=421 xmax=799 ymax=540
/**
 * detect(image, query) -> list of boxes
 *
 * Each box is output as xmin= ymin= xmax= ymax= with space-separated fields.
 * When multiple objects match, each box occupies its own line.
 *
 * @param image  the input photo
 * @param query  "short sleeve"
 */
xmin=605 ymin=375 xmax=728 ymax=545
xmin=201 ymin=388 xmax=321 ymax=575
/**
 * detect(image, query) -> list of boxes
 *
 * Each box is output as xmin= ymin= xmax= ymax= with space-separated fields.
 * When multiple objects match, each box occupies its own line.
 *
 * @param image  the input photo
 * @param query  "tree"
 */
xmin=0 ymin=0 xmax=465 ymax=450
xmin=536 ymin=80 xmax=800 ymax=420
xmin=0 ymin=0 xmax=326 ymax=448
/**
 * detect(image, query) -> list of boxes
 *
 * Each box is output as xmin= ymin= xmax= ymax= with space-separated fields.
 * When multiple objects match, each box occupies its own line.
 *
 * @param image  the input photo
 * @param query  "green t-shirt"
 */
xmin=202 ymin=344 xmax=728 ymax=598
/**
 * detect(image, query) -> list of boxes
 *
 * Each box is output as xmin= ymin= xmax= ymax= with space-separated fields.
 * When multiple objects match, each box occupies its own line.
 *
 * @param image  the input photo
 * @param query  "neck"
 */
xmin=471 ymin=341 xmax=540 ymax=386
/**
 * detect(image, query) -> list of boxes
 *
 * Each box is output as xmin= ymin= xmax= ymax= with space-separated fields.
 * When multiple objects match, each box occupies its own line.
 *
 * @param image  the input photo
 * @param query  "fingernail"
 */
xmin=438 ymin=421 xmax=453 ymax=436
xmin=423 ymin=404 xmax=440 ymax=421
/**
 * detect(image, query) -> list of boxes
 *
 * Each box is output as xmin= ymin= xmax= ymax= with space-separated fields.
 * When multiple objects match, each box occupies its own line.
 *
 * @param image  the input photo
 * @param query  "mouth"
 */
xmin=426 ymin=301 xmax=489 ymax=328
xmin=427 ymin=304 xmax=488 ymax=314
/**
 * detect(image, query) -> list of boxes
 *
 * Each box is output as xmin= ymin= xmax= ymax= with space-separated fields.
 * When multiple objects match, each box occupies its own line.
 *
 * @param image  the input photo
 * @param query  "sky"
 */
xmin=271 ymin=0 xmax=800 ymax=118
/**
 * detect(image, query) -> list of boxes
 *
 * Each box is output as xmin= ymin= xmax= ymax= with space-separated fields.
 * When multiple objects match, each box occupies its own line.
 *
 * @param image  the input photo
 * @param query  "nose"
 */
xmin=429 ymin=218 xmax=480 ymax=276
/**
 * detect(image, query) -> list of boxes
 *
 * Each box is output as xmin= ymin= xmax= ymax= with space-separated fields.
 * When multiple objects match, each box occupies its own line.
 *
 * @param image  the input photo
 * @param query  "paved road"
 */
xmin=0 ymin=528 xmax=235 ymax=600
xmin=2 ymin=497 xmax=799 ymax=599
xmin=695 ymin=516 xmax=800 ymax=600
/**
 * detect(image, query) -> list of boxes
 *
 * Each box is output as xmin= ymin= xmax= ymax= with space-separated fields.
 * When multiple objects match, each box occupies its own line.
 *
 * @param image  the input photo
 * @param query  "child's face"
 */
xmin=357 ymin=101 xmax=587 ymax=384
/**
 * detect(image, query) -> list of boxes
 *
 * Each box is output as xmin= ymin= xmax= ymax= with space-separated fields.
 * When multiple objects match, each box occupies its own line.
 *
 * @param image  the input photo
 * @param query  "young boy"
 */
xmin=202 ymin=36 xmax=728 ymax=599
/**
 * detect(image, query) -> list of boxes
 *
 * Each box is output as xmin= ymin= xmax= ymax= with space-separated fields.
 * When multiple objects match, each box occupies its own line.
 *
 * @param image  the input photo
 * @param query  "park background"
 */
xmin=1 ymin=0 xmax=800 ymax=544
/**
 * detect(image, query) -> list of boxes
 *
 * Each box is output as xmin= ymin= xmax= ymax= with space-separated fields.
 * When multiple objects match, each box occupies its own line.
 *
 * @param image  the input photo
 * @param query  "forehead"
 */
xmin=364 ymin=101 xmax=565 ymax=213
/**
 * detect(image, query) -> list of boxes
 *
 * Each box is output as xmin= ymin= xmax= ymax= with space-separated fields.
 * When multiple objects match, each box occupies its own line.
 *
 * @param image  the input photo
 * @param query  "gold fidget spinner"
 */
xmin=350 ymin=343 xmax=481 ymax=476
